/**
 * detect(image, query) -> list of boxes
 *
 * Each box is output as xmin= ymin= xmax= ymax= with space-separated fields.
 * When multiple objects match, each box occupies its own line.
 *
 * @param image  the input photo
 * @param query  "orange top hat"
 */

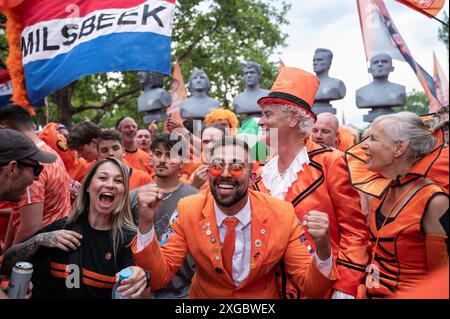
xmin=257 ymin=66 xmax=320 ymax=121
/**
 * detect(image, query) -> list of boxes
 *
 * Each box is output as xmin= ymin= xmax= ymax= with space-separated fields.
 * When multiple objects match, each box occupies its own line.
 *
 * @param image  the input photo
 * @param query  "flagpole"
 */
xmin=432 ymin=15 xmax=449 ymax=27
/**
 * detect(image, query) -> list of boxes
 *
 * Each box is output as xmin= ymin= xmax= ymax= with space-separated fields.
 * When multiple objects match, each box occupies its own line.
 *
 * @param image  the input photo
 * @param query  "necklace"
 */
xmin=162 ymin=192 xmax=174 ymax=201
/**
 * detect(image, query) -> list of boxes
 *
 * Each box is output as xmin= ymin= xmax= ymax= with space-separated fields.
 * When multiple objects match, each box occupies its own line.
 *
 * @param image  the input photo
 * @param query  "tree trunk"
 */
xmin=53 ymin=83 xmax=75 ymax=127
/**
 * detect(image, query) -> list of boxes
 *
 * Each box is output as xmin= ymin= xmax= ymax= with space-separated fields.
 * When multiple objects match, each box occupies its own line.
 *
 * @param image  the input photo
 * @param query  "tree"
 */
xmin=393 ymin=89 xmax=429 ymax=115
xmin=1 ymin=0 xmax=290 ymax=127
xmin=438 ymin=11 xmax=449 ymax=57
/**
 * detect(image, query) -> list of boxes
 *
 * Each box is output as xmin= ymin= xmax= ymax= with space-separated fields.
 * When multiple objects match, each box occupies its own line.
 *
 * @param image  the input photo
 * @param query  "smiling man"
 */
xmin=132 ymin=136 xmax=337 ymax=299
xmin=254 ymin=67 xmax=369 ymax=299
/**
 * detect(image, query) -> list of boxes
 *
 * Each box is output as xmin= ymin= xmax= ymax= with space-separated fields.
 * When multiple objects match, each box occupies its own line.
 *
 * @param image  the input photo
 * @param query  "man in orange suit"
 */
xmin=253 ymin=66 xmax=369 ymax=298
xmin=130 ymin=137 xmax=337 ymax=298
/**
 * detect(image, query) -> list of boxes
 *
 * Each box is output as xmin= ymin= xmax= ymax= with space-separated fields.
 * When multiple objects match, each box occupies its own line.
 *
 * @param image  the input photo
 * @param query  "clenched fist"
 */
xmin=303 ymin=211 xmax=331 ymax=261
xmin=137 ymin=185 xmax=165 ymax=233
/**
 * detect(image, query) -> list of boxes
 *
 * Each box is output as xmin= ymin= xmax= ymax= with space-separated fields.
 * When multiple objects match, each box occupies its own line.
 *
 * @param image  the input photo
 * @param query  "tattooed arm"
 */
xmin=1 ymin=230 xmax=83 ymax=276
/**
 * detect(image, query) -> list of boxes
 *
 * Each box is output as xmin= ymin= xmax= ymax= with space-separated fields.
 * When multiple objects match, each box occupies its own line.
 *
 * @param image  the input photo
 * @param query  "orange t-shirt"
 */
xmin=129 ymin=167 xmax=153 ymax=191
xmin=124 ymin=148 xmax=153 ymax=177
xmin=11 ymin=142 xmax=72 ymax=235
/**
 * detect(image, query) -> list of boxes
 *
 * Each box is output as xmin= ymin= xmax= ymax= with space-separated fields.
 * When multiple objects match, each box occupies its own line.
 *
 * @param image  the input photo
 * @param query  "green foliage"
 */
xmin=173 ymin=0 xmax=290 ymax=106
xmin=393 ymin=89 xmax=429 ymax=115
xmin=1 ymin=14 xmax=8 ymax=69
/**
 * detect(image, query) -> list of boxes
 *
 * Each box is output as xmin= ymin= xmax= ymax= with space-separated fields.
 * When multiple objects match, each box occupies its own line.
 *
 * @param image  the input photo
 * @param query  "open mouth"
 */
xmin=99 ymin=192 xmax=115 ymax=207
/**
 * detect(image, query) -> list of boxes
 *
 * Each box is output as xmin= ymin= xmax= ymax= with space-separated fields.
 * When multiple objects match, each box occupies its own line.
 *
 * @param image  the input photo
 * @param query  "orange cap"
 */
xmin=258 ymin=66 xmax=320 ymax=121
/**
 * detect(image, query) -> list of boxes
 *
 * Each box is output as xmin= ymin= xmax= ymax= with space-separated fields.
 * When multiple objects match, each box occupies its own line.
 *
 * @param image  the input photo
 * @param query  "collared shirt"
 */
xmin=261 ymin=147 xmax=310 ymax=200
xmin=214 ymin=199 xmax=252 ymax=286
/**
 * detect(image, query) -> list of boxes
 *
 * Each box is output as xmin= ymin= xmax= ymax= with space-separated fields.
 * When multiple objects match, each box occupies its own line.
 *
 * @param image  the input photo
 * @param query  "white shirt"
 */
xmin=261 ymin=147 xmax=310 ymax=200
xmin=214 ymin=199 xmax=252 ymax=286
xmin=136 ymin=197 xmax=334 ymax=287
xmin=261 ymin=146 xmax=355 ymax=299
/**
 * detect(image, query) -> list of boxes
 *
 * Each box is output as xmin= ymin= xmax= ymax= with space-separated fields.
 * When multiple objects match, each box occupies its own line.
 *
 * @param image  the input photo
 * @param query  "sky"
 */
xmin=276 ymin=0 xmax=449 ymax=128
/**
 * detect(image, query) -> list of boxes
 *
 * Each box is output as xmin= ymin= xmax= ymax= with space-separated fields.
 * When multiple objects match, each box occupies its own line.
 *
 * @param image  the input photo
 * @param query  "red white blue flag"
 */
xmin=0 ymin=70 xmax=13 ymax=108
xmin=16 ymin=0 xmax=176 ymax=106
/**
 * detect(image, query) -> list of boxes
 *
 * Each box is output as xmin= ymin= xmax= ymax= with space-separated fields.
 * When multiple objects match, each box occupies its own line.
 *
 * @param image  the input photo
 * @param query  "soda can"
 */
xmin=7 ymin=262 xmax=33 ymax=299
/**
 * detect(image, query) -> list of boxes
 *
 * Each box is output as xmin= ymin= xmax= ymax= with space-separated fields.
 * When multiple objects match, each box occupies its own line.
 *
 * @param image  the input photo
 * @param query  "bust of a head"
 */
xmin=313 ymin=48 xmax=333 ymax=75
xmin=187 ymin=69 xmax=211 ymax=95
xmin=232 ymin=61 xmax=269 ymax=116
xmin=356 ymin=53 xmax=406 ymax=109
xmin=243 ymin=62 xmax=262 ymax=89
xmin=180 ymin=69 xmax=220 ymax=119
xmin=368 ymin=53 xmax=394 ymax=81
xmin=312 ymin=48 xmax=346 ymax=103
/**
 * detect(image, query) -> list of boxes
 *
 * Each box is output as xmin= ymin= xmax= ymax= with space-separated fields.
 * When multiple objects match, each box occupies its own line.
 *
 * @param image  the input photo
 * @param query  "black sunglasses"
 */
xmin=17 ymin=161 xmax=44 ymax=177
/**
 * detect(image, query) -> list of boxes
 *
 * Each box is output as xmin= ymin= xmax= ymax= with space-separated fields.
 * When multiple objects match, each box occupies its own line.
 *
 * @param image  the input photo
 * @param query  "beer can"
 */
xmin=7 ymin=262 xmax=33 ymax=299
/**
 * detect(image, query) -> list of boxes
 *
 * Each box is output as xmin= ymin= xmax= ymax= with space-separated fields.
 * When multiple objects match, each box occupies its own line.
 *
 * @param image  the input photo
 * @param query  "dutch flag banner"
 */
xmin=0 ymin=70 xmax=13 ymax=108
xmin=19 ymin=0 xmax=176 ymax=106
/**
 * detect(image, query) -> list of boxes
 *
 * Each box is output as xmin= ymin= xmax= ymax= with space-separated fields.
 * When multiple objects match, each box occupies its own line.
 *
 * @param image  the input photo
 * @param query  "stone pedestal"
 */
xmin=312 ymin=102 xmax=336 ymax=115
xmin=362 ymin=107 xmax=395 ymax=123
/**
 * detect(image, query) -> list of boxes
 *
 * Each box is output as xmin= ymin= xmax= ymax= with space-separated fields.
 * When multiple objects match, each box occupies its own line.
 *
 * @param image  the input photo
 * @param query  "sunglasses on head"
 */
xmin=17 ymin=161 xmax=44 ymax=177
xmin=208 ymin=161 xmax=247 ymax=178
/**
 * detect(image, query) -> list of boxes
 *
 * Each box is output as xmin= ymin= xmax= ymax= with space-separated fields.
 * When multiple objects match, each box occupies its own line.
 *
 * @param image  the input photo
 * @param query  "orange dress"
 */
xmin=363 ymin=183 xmax=447 ymax=298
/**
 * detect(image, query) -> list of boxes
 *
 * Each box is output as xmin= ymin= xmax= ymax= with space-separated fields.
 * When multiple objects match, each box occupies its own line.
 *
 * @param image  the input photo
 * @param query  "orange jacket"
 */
xmin=38 ymin=122 xmax=92 ymax=181
xmin=336 ymin=127 xmax=356 ymax=153
xmin=363 ymin=183 xmax=447 ymax=299
xmin=254 ymin=140 xmax=369 ymax=296
xmin=132 ymin=189 xmax=338 ymax=299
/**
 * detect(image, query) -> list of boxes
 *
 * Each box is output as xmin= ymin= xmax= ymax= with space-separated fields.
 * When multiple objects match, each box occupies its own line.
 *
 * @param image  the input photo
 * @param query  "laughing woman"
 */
xmin=1 ymin=158 xmax=148 ymax=299
xmin=346 ymin=112 xmax=449 ymax=299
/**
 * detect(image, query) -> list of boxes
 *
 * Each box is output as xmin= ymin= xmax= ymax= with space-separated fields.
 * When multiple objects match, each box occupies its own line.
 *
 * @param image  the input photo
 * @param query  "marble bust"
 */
xmin=180 ymin=69 xmax=220 ymax=120
xmin=356 ymin=53 xmax=406 ymax=108
xmin=233 ymin=62 xmax=269 ymax=117
xmin=137 ymin=71 xmax=172 ymax=123
xmin=312 ymin=48 xmax=346 ymax=114
xmin=356 ymin=53 xmax=406 ymax=122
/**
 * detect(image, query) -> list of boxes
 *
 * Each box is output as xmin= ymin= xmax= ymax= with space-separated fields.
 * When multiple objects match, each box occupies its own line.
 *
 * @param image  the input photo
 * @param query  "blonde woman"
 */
xmin=1 ymin=158 xmax=149 ymax=299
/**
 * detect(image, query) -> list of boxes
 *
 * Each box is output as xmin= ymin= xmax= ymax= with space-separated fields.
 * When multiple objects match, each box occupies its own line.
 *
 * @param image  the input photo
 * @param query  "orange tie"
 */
xmin=221 ymin=217 xmax=239 ymax=277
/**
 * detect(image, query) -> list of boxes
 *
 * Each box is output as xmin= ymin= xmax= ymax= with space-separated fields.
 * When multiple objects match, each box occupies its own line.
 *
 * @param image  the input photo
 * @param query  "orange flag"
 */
xmin=167 ymin=59 xmax=186 ymax=122
xmin=395 ymin=0 xmax=445 ymax=18
xmin=433 ymin=52 xmax=449 ymax=108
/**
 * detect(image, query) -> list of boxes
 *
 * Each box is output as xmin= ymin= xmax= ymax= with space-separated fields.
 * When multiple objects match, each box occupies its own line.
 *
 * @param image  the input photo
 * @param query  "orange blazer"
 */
xmin=254 ymin=140 xmax=369 ymax=296
xmin=132 ymin=189 xmax=337 ymax=299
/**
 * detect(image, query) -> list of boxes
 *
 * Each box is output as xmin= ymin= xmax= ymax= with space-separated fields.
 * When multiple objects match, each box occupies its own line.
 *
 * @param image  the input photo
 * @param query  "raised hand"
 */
xmin=137 ymin=185 xmax=165 ymax=233
xmin=191 ymin=165 xmax=208 ymax=189
xmin=303 ymin=211 xmax=331 ymax=261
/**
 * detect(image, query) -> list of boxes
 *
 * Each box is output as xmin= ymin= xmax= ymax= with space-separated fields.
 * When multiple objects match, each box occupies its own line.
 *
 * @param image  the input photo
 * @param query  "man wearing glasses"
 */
xmin=0 ymin=105 xmax=71 ymax=248
xmin=0 ymin=128 xmax=56 ymax=299
xmin=132 ymin=136 xmax=337 ymax=298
